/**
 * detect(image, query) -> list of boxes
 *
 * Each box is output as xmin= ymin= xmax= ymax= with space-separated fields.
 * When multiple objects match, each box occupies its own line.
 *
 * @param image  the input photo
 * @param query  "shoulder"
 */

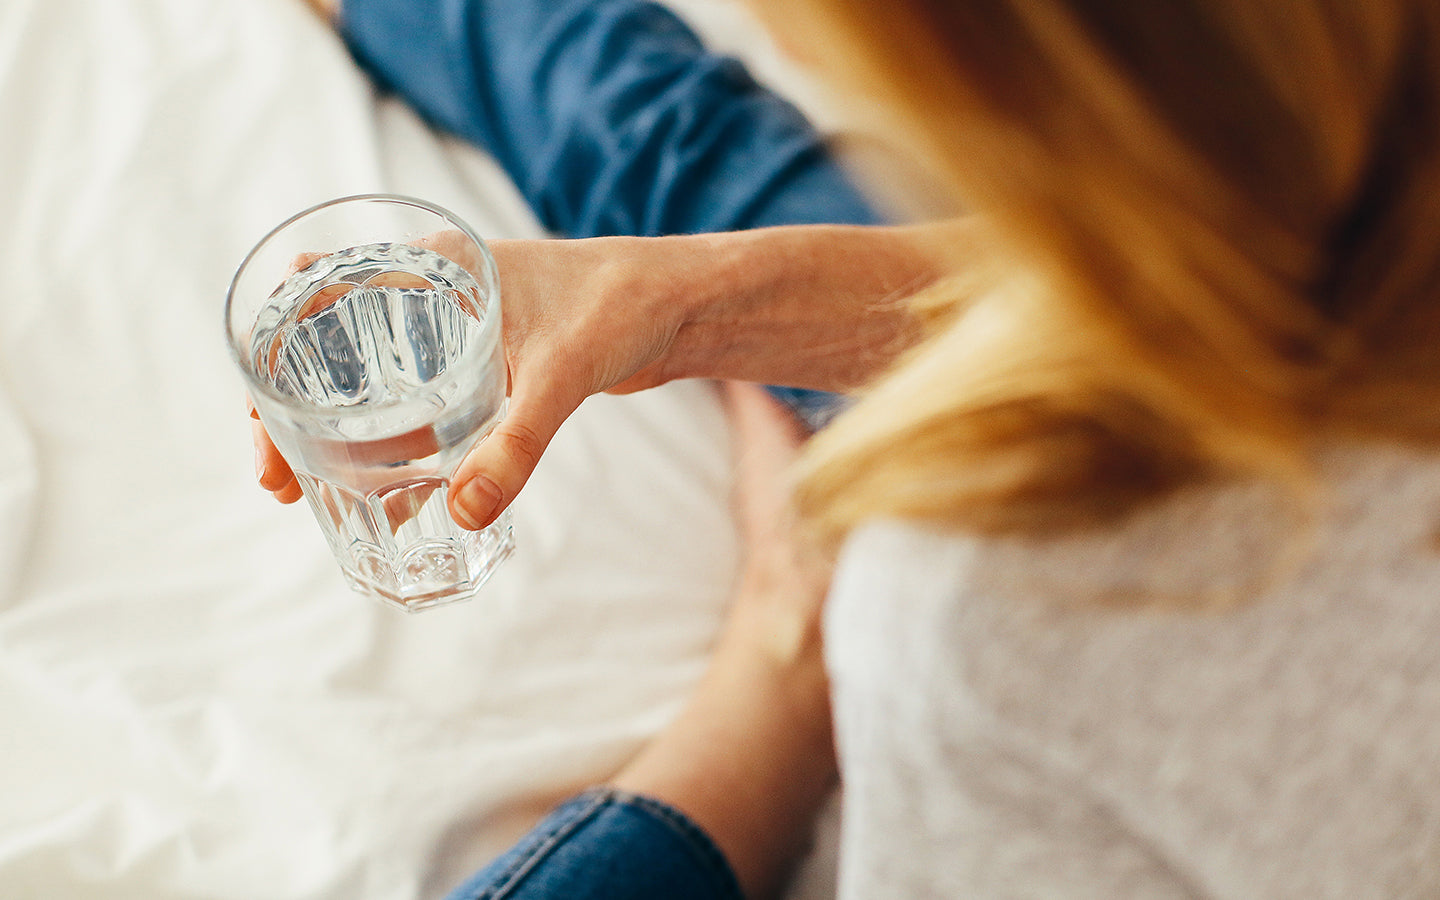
xmin=834 ymin=439 xmax=1440 ymax=612
xmin=823 ymin=440 xmax=1440 ymax=896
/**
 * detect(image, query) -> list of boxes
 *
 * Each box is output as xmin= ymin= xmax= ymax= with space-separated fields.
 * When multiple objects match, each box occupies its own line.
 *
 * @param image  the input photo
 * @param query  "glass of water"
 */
xmin=226 ymin=194 xmax=514 ymax=612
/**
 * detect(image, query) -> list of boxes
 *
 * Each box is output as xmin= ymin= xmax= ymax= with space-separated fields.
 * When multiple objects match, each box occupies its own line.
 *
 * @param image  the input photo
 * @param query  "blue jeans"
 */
xmin=443 ymin=789 xmax=743 ymax=900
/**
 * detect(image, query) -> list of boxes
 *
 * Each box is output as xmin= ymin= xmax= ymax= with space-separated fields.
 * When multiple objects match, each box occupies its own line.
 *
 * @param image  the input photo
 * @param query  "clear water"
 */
xmin=249 ymin=243 xmax=512 ymax=611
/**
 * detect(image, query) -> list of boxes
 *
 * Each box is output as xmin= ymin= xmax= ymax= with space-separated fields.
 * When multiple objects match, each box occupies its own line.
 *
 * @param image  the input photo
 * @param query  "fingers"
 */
xmin=253 ymin=419 xmax=300 ymax=502
xmin=272 ymin=476 xmax=304 ymax=505
xmin=249 ymin=396 xmax=301 ymax=504
xmin=447 ymin=377 xmax=581 ymax=531
xmin=724 ymin=382 xmax=808 ymax=461
xmin=414 ymin=230 xmax=487 ymax=279
xmin=287 ymin=251 xmax=325 ymax=275
xmin=721 ymin=382 xmax=832 ymax=672
xmin=723 ymin=383 xmax=808 ymax=529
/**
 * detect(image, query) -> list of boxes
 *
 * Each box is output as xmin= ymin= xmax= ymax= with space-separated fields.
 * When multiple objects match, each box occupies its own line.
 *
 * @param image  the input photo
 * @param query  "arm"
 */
xmin=337 ymin=0 xmax=882 ymax=237
xmin=608 ymin=383 xmax=835 ymax=899
xmin=256 ymin=218 xmax=962 ymax=525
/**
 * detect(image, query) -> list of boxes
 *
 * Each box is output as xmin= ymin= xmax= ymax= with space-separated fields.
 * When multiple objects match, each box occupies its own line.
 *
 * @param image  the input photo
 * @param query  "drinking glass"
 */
xmin=227 ymin=194 xmax=514 ymax=612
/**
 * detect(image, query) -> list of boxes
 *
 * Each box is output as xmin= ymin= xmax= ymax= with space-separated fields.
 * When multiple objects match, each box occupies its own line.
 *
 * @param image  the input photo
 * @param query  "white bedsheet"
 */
xmin=0 ymin=0 xmax=839 ymax=896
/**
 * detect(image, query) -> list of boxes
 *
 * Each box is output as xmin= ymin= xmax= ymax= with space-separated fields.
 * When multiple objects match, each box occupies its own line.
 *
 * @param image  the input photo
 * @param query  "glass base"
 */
xmin=296 ymin=468 xmax=516 ymax=613
xmin=341 ymin=511 xmax=515 ymax=612
xmin=339 ymin=512 xmax=515 ymax=610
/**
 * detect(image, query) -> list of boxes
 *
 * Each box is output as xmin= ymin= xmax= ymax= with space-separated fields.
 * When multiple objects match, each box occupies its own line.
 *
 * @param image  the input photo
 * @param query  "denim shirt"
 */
xmin=339 ymin=0 xmax=881 ymax=238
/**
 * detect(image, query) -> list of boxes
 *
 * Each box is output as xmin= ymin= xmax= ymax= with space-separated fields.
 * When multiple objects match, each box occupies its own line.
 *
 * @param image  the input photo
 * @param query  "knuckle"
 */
xmin=497 ymin=420 xmax=547 ymax=472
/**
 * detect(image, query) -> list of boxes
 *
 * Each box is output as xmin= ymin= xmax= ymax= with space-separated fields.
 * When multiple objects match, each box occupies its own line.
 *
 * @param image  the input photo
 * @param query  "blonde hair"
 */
xmin=778 ymin=0 xmax=1440 ymax=538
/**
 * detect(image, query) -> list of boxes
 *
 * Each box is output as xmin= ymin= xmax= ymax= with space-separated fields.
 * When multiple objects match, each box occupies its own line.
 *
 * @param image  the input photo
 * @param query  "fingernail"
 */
xmin=255 ymin=447 xmax=267 ymax=483
xmin=453 ymin=475 xmax=503 ymax=530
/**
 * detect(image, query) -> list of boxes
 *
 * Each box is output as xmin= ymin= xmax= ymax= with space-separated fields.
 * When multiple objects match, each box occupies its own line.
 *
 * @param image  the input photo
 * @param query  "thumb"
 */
xmin=446 ymin=381 xmax=578 ymax=531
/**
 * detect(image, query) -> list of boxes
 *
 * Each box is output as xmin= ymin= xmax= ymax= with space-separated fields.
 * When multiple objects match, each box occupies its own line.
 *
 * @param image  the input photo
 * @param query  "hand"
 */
xmin=249 ymin=233 xmax=703 ymax=519
xmin=442 ymin=236 xmax=708 ymax=531
xmin=251 ymin=396 xmax=302 ymax=504
xmin=721 ymin=382 xmax=831 ymax=674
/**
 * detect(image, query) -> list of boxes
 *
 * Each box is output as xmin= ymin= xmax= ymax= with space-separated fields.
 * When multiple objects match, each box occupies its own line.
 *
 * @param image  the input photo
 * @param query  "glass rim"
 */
xmin=225 ymin=193 xmax=501 ymax=415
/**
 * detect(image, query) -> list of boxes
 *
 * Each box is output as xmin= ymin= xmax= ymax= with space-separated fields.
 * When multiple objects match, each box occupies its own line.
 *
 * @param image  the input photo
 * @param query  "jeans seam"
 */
xmin=470 ymin=792 xmax=612 ymax=900
xmin=456 ymin=788 xmax=744 ymax=900
xmin=608 ymin=789 xmax=744 ymax=898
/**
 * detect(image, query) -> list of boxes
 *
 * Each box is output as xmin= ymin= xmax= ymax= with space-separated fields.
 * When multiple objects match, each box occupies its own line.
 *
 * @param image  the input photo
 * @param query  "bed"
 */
xmin=0 ymin=0 xmax=848 ymax=896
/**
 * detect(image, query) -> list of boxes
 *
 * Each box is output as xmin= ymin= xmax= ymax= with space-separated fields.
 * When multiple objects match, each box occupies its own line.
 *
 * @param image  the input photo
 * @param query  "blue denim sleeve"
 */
xmin=443 ymin=789 xmax=744 ymax=900
xmin=338 ymin=0 xmax=882 ymax=237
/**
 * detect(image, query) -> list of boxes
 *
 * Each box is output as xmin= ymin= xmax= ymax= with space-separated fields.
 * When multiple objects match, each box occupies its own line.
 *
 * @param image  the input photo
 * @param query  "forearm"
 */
xmin=659 ymin=219 xmax=966 ymax=391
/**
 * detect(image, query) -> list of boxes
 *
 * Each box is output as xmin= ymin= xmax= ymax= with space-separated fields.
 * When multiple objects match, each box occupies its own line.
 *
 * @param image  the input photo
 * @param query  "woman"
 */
xmin=267 ymin=0 xmax=1440 ymax=896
